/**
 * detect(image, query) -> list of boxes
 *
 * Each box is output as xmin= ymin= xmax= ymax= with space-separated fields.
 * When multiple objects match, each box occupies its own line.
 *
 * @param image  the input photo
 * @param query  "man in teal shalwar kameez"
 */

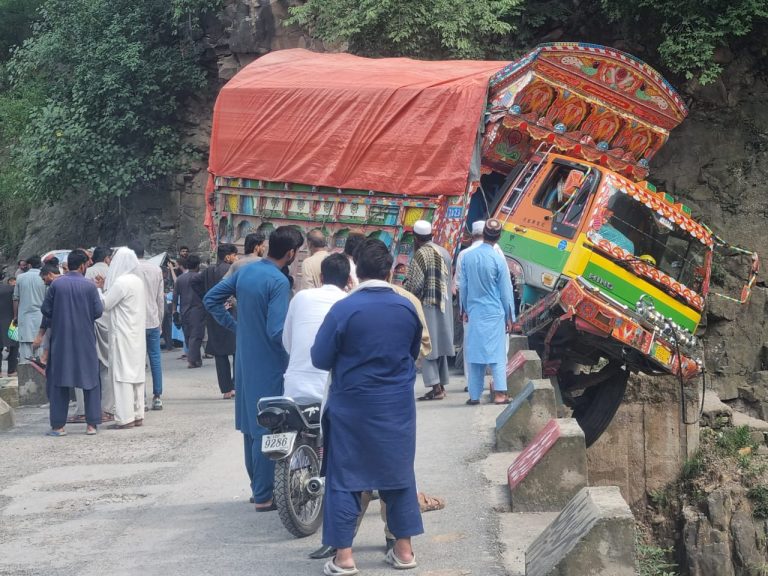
xmin=204 ymin=226 xmax=304 ymax=510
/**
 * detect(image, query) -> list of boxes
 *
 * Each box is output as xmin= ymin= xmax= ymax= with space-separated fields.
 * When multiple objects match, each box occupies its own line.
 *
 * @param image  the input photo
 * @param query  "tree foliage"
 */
xmin=7 ymin=0 xmax=216 ymax=201
xmin=289 ymin=0 xmax=767 ymax=84
xmin=600 ymin=0 xmax=767 ymax=84
xmin=288 ymin=0 xmax=524 ymax=59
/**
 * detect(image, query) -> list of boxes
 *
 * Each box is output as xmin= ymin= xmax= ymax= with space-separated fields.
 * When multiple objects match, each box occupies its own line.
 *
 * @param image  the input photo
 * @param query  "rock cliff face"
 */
xmin=651 ymin=53 xmax=768 ymax=408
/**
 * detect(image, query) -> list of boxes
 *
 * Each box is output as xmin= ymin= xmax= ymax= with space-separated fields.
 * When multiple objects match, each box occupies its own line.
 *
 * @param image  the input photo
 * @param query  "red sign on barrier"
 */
xmin=506 ymin=350 xmax=527 ymax=377
xmin=507 ymin=419 xmax=561 ymax=490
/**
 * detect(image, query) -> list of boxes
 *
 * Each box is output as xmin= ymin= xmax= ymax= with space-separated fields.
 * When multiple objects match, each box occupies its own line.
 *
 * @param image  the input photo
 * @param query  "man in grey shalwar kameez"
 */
xmin=12 ymin=255 xmax=46 ymax=365
xmin=404 ymin=220 xmax=454 ymax=401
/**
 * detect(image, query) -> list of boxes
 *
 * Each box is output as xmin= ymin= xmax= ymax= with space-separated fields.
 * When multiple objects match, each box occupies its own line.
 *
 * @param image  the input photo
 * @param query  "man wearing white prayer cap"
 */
xmin=403 ymin=220 xmax=454 ymax=400
xmin=454 ymin=220 xmax=505 ymax=293
xmin=453 ymin=220 xmax=508 ymax=393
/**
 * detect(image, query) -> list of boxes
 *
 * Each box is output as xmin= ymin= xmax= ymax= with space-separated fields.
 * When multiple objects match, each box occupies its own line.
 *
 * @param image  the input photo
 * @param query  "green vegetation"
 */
xmin=748 ymin=485 xmax=768 ymax=519
xmin=290 ymin=0 xmax=767 ymax=84
xmin=601 ymin=0 xmax=768 ymax=85
xmin=7 ymin=0 xmax=215 ymax=202
xmin=636 ymin=537 xmax=678 ymax=576
xmin=287 ymin=0 xmax=524 ymax=59
xmin=0 ymin=0 xmax=218 ymax=256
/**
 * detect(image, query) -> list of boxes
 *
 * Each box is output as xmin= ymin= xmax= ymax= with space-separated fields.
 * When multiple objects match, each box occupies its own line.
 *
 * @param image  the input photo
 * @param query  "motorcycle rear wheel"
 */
xmin=274 ymin=442 xmax=323 ymax=538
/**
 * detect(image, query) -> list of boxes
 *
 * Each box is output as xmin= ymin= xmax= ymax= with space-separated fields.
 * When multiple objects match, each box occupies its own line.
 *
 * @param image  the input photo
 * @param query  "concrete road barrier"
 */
xmin=507 ymin=334 xmax=529 ymax=360
xmin=525 ymin=485 xmax=635 ymax=576
xmin=0 ymin=377 xmax=19 ymax=408
xmin=506 ymin=350 xmax=542 ymax=398
xmin=0 ymin=397 xmax=16 ymax=430
xmin=17 ymin=364 xmax=47 ymax=406
xmin=507 ymin=418 xmax=587 ymax=512
xmin=496 ymin=378 xmax=556 ymax=451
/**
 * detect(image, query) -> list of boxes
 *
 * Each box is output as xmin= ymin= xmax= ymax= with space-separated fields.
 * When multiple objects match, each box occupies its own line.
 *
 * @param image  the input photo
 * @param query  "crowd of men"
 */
xmin=0 ymin=218 xmax=515 ymax=575
xmin=201 ymin=219 xmax=514 ymax=575
xmin=1 ymin=242 xmax=165 ymax=435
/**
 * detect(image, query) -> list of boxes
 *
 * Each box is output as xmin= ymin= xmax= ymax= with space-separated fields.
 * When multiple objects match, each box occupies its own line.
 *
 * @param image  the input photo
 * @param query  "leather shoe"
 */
xmin=308 ymin=545 xmax=337 ymax=559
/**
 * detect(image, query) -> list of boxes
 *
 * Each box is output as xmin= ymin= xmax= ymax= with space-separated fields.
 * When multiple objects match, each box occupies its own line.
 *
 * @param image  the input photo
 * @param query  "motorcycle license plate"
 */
xmin=261 ymin=432 xmax=297 ymax=455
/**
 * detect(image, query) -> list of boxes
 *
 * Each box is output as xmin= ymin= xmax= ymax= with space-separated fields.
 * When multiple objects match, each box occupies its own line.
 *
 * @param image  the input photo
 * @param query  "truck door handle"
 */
xmin=513 ymin=226 xmax=528 ymax=234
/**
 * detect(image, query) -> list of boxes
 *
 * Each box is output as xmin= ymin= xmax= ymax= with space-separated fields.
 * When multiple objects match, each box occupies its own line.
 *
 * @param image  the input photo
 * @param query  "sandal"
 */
xmin=254 ymin=501 xmax=277 ymax=512
xmin=108 ymin=422 xmax=135 ymax=430
xmin=493 ymin=397 xmax=512 ymax=405
xmin=417 ymin=492 xmax=445 ymax=513
xmin=465 ymin=399 xmax=480 ymax=405
xmin=66 ymin=414 xmax=87 ymax=424
xmin=323 ymin=558 xmax=358 ymax=576
xmin=384 ymin=548 xmax=418 ymax=570
xmin=417 ymin=389 xmax=445 ymax=401
xmin=45 ymin=429 xmax=67 ymax=437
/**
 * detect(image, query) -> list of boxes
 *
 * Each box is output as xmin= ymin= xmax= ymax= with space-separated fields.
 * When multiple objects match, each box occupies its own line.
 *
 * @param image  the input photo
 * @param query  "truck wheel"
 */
xmin=571 ymin=368 xmax=629 ymax=447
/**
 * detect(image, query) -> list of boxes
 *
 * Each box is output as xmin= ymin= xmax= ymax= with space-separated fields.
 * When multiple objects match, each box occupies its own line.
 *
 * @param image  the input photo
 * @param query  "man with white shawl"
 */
xmin=97 ymin=247 xmax=147 ymax=429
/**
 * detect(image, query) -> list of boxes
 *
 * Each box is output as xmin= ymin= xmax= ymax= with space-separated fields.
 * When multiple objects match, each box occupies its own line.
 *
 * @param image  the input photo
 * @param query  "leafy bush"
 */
xmin=6 ymin=0 xmax=216 ymax=202
xmin=636 ymin=538 xmax=679 ymax=576
xmin=600 ymin=0 xmax=768 ymax=84
xmin=747 ymin=485 xmax=768 ymax=519
xmin=288 ymin=0 xmax=524 ymax=59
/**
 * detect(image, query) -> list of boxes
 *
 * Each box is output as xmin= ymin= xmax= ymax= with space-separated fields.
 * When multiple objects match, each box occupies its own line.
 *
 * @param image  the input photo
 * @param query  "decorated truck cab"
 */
xmin=481 ymin=44 xmax=758 ymax=444
xmin=206 ymin=43 xmax=757 ymax=446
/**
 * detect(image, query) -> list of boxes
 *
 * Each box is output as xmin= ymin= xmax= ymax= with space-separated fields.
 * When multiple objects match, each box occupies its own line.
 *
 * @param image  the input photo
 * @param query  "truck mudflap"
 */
xmin=514 ymin=277 xmax=701 ymax=381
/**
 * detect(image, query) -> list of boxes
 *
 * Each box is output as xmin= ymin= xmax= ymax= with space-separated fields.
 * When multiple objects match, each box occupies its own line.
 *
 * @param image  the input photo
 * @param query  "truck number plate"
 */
xmin=652 ymin=344 xmax=672 ymax=366
xmin=262 ymin=432 xmax=297 ymax=454
xmin=446 ymin=206 xmax=463 ymax=219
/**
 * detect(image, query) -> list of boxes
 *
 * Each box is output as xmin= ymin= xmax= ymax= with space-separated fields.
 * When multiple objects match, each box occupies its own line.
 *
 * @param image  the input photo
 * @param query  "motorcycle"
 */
xmin=256 ymin=396 xmax=324 ymax=537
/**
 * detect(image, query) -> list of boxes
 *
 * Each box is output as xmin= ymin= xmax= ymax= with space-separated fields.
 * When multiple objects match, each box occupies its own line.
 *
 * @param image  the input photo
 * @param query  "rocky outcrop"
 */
xmin=682 ymin=487 xmax=768 ymax=576
xmin=652 ymin=52 xmax=768 ymax=406
xmin=587 ymin=373 xmax=700 ymax=508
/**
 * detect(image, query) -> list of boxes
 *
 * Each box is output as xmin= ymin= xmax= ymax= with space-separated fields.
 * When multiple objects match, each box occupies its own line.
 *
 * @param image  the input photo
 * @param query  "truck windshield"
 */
xmin=599 ymin=185 xmax=708 ymax=294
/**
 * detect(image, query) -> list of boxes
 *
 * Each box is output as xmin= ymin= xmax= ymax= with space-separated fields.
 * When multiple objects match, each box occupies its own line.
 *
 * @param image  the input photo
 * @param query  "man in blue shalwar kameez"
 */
xmin=312 ymin=239 xmax=424 ymax=576
xmin=459 ymin=219 xmax=516 ymax=405
xmin=36 ymin=249 xmax=104 ymax=436
xmin=203 ymin=226 xmax=304 ymax=511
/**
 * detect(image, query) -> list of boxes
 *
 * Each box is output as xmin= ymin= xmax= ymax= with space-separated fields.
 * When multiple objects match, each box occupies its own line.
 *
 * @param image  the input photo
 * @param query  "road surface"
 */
xmin=0 ymin=353 xmax=509 ymax=576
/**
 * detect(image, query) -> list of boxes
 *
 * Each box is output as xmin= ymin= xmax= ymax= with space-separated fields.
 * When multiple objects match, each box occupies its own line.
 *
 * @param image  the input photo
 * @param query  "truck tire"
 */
xmin=571 ymin=368 xmax=629 ymax=447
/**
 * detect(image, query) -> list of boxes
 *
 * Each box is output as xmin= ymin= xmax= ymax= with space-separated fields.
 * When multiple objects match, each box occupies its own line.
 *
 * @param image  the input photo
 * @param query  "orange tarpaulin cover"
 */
xmin=207 ymin=49 xmax=507 ymax=209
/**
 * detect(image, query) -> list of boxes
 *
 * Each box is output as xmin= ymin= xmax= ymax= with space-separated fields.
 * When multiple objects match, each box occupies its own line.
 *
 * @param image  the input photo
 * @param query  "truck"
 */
xmin=206 ymin=43 xmax=758 ymax=447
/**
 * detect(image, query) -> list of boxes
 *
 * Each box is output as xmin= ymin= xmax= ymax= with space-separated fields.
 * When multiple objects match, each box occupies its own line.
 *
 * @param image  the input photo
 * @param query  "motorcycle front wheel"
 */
xmin=274 ymin=442 xmax=323 ymax=537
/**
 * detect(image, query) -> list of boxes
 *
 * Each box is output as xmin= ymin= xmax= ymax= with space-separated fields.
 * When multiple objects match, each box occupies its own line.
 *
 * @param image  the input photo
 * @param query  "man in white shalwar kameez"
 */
xmin=282 ymin=254 xmax=349 ymax=402
xmin=97 ymin=248 xmax=147 ymax=429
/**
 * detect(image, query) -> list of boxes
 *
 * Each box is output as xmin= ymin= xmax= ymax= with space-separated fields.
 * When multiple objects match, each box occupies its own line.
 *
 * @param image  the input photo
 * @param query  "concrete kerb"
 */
xmin=17 ymin=363 xmax=47 ymax=406
xmin=0 ymin=396 xmax=16 ymax=430
xmin=496 ymin=378 xmax=556 ymax=451
xmin=525 ymin=486 xmax=636 ymax=576
xmin=507 ymin=418 xmax=588 ymax=512
xmin=506 ymin=350 xmax=542 ymax=398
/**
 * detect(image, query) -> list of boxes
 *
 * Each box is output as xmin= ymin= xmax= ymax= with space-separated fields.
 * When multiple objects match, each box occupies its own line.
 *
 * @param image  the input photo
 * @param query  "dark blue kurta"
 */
xmin=312 ymin=287 xmax=422 ymax=492
xmin=203 ymin=259 xmax=290 ymax=435
xmin=41 ymin=272 xmax=103 ymax=389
